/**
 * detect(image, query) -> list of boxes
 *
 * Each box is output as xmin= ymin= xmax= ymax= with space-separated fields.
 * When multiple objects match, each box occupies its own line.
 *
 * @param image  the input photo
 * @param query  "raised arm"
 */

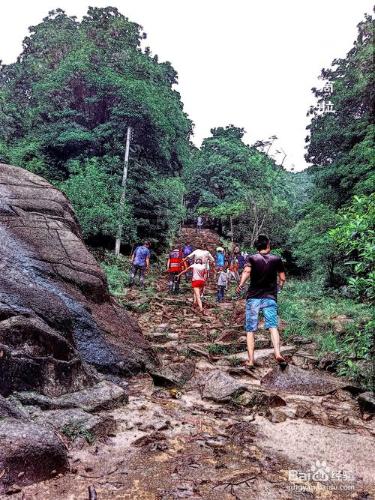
xmin=178 ymin=265 xmax=192 ymax=277
xmin=183 ymin=251 xmax=195 ymax=262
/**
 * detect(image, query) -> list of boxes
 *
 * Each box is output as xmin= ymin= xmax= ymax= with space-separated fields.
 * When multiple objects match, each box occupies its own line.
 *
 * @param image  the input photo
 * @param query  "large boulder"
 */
xmin=199 ymin=370 xmax=248 ymax=402
xmin=261 ymin=364 xmax=346 ymax=396
xmin=0 ymin=419 xmax=68 ymax=493
xmin=0 ymin=163 xmax=157 ymax=397
xmin=13 ymin=380 xmax=128 ymax=412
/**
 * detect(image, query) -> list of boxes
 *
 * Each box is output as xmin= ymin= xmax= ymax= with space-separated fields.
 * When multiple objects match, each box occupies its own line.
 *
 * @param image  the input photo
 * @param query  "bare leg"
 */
xmin=269 ymin=327 xmax=285 ymax=361
xmin=246 ymin=332 xmax=255 ymax=366
xmin=193 ymin=287 xmax=203 ymax=312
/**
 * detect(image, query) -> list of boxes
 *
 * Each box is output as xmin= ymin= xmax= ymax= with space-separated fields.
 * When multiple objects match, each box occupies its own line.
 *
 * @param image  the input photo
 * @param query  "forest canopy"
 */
xmin=0 ymin=7 xmax=192 ymax=245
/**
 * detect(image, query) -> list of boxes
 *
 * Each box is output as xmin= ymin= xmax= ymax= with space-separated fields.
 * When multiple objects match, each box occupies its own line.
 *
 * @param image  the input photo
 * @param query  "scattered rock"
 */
xmin=331 ymin=315 xmax=354 ymax=333
xmin=150 ymin=361 xmax=195 ymax=388
xmin=0 ymin=419 xmax=68 ymax=493
xmin=261 ymin=364 xmax=346 ymax=396
xmin=292 ymin=350 xmax=319 ymax=369
xmin=200 ymin=371 xmax=247 ymax=402
xmin=267 ymin=408 xmax=287 ymax=423
xmin=32 ymin=408 xmax=116 ymax=441
xmin=217 ymin=330 xmax=240 ymax=342
xmin=0 ymin=395 xmax=27 ymax=419
xmin=290 ymin=336 xmax=314 ymax=345
xmin=236 ymin=386 xmax=286 ymax=410
xmin=14 ymin=381 xmax=128 ymax=413
xmin=133 ymin=431 xmax=168 ymax=451
xmin=358 ymin=392 xmax=375 ymax=415
xmin=267 ymin=406 xmax=297 ymax=423
xmin=225 ymin=346 xmax=296 ymax=367
xmin=295 ymin=403 xmax=314 ymax=419
xmin=255 ymin=335 xmax=272 ymax=349
xmin=195 ymin=360 xmax=216 ymax=371
xmin=318 ymin=352 xmax=339 ymax=371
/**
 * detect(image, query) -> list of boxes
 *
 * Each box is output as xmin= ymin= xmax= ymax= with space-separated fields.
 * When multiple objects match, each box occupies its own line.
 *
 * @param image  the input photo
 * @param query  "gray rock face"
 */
xmin=200 ymin=371 xmax=247 ymax=402
xmin=14 ymin=381 xmax=128 ymax=412
xmin=358 ymin=392 xmax=375 ymax=414
xmin=150 ymin=361 xmax=195 ymax=388
xmin=0 ymin=395 xmax=27 ymax=418
xmin=0 ymin=419 xmax=68 ymax=493
xmin=31 ymin=408 xmax=116 ymax=441
xmin=0 ymin=163 xmax=157 ymax=397
xmin=261 ymin=364 xmax=345 ymax=396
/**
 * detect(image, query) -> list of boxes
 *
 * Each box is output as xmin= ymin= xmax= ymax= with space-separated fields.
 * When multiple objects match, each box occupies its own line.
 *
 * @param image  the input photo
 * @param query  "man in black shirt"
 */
xmin=237 ymin=235 xmax=286 ymax=367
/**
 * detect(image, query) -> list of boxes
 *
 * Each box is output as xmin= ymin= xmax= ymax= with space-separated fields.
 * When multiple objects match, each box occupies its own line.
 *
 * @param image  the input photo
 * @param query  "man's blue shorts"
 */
xmin=245 ymin=298 xmax=278 ymax=332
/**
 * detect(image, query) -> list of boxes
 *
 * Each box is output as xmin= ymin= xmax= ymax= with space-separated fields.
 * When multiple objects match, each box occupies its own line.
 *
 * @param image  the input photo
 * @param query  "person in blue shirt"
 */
xmin=215 ymin=246 xmax=226 ymax=268
xmin=130 ymin=241 xmax=151 ymax=288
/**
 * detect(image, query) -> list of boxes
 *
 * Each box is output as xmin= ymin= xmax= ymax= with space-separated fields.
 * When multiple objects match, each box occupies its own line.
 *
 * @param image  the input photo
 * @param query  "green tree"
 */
xmin=330 ymin=193 xmax=375 ymax=301
xmin=0 ymin=7 xmax=192 ymax=246
xmin=185 ymin=125 xmax=300 ymax=250
xmin=306 ymin=13 xmax=374 ymax=208
xmin=289 ymin=204 xmax=342 ymax=286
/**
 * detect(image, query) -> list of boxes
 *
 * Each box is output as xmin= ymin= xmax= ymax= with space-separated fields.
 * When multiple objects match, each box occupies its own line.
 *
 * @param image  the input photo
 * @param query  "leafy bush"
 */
xmin=289 ymin=203 xmax=343 ymax=286
xmin=100 ymin=253 xmax=131 ymax=295
xmin=279 ymin=280 xmax=374 ymax=389
xmin=60 ymin=159 xmax=136 ymax=241
xmin=330 ymin=193 xmax=375 ymax=302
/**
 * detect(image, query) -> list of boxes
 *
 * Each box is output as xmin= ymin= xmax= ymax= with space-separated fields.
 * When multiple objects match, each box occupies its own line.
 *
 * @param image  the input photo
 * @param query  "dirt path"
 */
xmin=15 ymin=228 xmax=375 ymax=500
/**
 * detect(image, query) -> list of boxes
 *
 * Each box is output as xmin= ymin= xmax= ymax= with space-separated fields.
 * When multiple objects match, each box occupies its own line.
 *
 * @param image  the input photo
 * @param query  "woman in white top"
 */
xmin=178 ymin=258 xmax=206 ymax=312
xmin=185 ymin=245 xmax=215 ymax=280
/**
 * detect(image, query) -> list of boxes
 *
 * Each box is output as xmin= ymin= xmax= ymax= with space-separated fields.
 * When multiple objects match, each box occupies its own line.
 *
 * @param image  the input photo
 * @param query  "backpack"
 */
xmin=168 ymin=249 xmax=184 ymax=273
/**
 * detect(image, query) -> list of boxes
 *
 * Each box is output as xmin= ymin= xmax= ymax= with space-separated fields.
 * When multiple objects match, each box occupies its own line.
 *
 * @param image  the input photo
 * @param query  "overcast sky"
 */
xmin=0 ymin=1 xmax=373 ymax=170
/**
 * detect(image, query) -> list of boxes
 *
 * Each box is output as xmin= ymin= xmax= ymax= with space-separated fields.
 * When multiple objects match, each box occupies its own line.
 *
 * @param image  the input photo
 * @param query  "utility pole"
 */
xmin=115 ymin=126 xmax=132 ymax=256
xmin=280 ymin=148 xmax=287 ymax=167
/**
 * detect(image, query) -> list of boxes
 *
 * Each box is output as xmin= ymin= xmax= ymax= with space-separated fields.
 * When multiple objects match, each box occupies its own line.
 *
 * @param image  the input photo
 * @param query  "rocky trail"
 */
xmin=9 ymin=228 xmax=375 ymax=499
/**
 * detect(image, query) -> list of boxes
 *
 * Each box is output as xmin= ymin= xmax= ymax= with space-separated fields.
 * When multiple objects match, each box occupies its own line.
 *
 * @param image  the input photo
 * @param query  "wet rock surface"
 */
xmin=13 ymin=381 xmax=128 ymax=412
xmin=0 ymin=163 xmax=156 ymax=397
xmin=261 ymin=363 xmax=347 ymax=395
xmin=3 ymin=227 xmax=375 ymax=498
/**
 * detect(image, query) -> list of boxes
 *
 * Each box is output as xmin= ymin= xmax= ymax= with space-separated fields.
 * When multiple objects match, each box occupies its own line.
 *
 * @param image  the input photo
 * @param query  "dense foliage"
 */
xmin=306 ymin=13 xmax=374 ymax=208
xmin=330 ymin=193 xmax=375 ymax=302
xmin=294 ymin=13 xmax=375 ymax=289
xmin=0 ymin=6 xmax=372 ymax=387
xmin=291 ymin=12 xmax=374 ymax=387
xmin=184 ymin=126 xmax=303 ymax=251
xmin=0 ymin=7 xmax=191 ymax=246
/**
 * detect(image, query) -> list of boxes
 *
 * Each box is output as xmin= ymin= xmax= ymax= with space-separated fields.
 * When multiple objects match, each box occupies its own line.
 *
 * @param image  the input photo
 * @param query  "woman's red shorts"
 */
xmin=192 ymin=280 xmax=205 ymax=288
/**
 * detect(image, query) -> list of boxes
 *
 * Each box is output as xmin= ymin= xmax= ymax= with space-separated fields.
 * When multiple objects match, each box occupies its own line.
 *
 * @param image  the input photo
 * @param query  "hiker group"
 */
xmin=130 ymin=232 xmax=287 ymax=367
xmin=166 ymin=242 xmax=249 ymax=307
